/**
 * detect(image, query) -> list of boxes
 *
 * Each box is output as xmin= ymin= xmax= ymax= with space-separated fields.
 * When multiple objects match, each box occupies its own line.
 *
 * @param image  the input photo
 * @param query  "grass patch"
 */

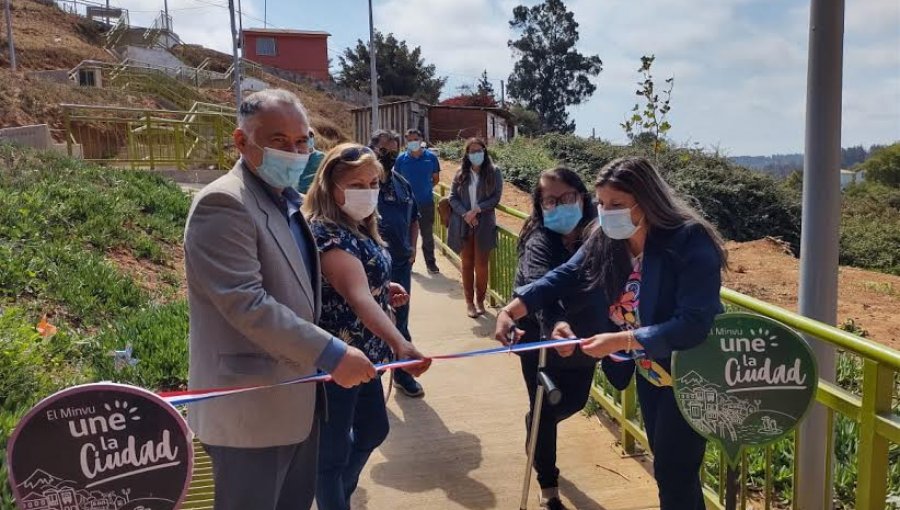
xmin=0 ymin=146 xmax=194 ymax=508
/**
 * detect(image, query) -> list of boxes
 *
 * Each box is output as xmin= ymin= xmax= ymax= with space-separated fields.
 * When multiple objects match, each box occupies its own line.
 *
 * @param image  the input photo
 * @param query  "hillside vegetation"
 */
xmin=1 ymin=0 xmax=356 ymax=142
xmin=0 ymin=145 xmax=192 ymax=508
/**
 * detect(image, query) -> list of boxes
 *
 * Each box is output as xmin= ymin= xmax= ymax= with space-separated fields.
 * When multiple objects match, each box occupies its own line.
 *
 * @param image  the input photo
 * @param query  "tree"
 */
xmin=621 ymin=55 xmax=673 ymax=158
xmin=476 ymin=70 xmax=495 ymax=98
xmin=337 ymin=31 xmax=446 ymax=103
xmin=440 ymin=70 xmax=498 ymax=107
xmin=507 ymin=0 xmax=602 ymax=134
xmin=509 ymin=103 xmax=541 ymax=136
xmin=859 ymin=143 xmax=900 ymax=188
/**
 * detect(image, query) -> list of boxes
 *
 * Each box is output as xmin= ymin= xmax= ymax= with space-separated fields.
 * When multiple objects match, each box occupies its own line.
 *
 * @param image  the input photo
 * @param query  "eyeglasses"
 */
xmin=540 ymin=191 xmax=580 ymax=209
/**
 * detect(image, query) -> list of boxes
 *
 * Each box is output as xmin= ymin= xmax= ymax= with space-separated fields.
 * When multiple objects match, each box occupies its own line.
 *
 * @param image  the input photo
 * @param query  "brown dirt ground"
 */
xmin=0 ymin=69 xmax=163 ymax=138
xmin=1 ymin=0 xmax=113 ymax=70
xmin=2 ymin=1 xmax=355 ymax=141
xmin=106 ymin=244 xmax=186 ymax=302
xmin=438 ymin=160 xmax=900 ymax=350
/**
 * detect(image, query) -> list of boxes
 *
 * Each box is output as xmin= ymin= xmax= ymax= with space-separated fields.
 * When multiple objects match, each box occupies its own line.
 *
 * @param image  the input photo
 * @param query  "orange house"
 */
xmin=242 ymin=28 xmax=330 ymax=81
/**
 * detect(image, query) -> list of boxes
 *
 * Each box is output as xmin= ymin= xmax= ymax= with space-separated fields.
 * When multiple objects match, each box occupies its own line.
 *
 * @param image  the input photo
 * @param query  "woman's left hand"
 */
xmin=581 ymin=333 xmax=626 ymax=359
xmin=394 ymin=340 xmax=432 ymax=377
xmin=388 ymin=283 xmax=409 ymax=308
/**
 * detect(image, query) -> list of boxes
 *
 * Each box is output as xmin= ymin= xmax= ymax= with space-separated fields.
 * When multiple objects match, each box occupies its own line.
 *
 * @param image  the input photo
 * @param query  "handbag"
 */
xmin=438 ymin=197 xmax=451 ymax=228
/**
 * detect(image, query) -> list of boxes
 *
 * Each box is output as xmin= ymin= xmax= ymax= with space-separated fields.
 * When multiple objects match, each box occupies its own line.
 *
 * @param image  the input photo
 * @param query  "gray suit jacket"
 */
xmin=184 ymin=162 xmax=333 ymax=448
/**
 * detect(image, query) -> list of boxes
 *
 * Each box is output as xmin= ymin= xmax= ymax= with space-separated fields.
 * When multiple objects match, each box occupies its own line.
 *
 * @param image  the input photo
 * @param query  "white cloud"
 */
xmin=120 ymin=0 xmax=898 ymax=154
xmin=376 ymin=0 xmax=513 ymax=87
xmin=115 ymin=0 xmax=264 ymax=53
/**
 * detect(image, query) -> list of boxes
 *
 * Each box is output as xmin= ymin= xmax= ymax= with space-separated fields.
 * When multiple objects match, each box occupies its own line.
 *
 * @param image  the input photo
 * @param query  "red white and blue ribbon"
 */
xmin=159 ymin=337 xmax=589 ymax=406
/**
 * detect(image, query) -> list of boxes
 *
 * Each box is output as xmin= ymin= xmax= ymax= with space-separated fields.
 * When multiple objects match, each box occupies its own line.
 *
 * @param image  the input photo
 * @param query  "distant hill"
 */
xmin=730 ymin=145 xmax=886 ymax=178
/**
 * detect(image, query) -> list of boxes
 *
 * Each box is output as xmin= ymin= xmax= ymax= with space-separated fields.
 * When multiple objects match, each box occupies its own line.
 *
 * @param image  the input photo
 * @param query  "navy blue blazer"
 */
xmin=514 ymin=222 xmax=724 ymax=390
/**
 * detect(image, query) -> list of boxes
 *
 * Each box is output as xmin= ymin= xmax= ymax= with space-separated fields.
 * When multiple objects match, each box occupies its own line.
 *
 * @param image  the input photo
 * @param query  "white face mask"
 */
xmin=598 ymin=205 xmax=641 ymax=240
xmin=340 ymin=188 xmax=379 ymax=221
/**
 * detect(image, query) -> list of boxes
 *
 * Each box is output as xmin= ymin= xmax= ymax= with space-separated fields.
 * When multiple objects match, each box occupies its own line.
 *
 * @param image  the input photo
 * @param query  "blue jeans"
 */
xmin=391 ymin=257 xmax=416 ymax=384
xmin=316 ymin=378 xmax=389 ymax=510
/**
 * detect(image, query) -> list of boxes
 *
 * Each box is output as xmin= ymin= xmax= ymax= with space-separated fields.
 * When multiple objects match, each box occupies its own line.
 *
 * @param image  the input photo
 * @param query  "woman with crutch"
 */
xmin=495 ymin=157 xmax=728 ymax=509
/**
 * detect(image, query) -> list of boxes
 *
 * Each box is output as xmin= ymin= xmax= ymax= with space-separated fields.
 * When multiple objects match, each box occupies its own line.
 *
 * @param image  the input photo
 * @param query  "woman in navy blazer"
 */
xmin=495 ymin=157 xmax=728 ymax=509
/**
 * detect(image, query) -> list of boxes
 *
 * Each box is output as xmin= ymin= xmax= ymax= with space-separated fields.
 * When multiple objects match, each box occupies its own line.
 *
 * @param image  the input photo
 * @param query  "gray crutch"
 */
xmin=519 ymin=342 xmax=562 ymax=509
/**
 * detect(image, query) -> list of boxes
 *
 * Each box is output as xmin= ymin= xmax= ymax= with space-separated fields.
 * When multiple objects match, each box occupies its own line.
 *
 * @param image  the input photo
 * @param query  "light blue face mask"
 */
xmin=248 ymin=142 xmax=309 ymax=189
xmin=543 ymin=202 xmax=583 ymax=235
xmin=468 ymin=151 xmax=485 ymax=167
xmin=407 ymin=140 xmax=422 ymax=152
xmin=598 ymin=205 xmax=641 ymax=240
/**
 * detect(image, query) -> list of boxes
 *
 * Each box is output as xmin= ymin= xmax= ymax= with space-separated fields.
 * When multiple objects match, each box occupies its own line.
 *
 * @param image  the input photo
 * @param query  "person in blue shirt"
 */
xmin=495 ymin=157 xmax=728 ymax=510
xmin=296 ymin=127 xmax=326 ymax=194
xmin=394 ymin=129 xmax=441 ymax=274
xmin=377 ymin=133 xmax=425 ymax=397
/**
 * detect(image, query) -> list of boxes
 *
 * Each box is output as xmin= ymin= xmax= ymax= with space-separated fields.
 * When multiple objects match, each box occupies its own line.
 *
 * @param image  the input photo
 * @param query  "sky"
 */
xmin=117 ymin=0 xmax=900 ymax=156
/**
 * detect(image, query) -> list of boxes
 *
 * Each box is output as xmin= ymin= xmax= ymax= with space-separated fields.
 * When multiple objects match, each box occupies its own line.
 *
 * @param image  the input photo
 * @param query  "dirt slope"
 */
xmin=438 ymin=160 xmax=900 ymax=350
xmin=1 ymin=0 xmax=113 ymax=70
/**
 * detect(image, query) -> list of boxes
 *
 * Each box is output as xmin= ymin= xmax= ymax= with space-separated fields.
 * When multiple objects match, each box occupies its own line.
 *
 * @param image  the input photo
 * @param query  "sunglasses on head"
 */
xmin=339 ymin=145 xmax=374 ymax=162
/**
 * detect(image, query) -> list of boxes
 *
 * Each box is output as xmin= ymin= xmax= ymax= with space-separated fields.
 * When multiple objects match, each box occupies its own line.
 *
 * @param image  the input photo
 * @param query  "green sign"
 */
xmin=672 ymin=312 xmax=818 ymax=465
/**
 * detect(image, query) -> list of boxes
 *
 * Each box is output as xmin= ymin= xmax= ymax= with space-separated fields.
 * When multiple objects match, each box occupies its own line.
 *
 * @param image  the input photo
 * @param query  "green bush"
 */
xmin=840 ymin=182 xmax=900 ymax=275
xmin=91 ymin=300 xmax=190 ymax=391
xmin=0 ymin=146 xmax=193 ymax=508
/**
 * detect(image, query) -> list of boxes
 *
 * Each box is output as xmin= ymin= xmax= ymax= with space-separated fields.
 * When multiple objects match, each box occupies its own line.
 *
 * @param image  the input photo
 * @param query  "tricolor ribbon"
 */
xmin=159 ymin=337 xmax=588 ymax=406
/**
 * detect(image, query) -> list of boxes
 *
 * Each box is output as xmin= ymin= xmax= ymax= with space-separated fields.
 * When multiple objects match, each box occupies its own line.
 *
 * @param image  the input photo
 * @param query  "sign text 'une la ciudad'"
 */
xmin=7 ymin=383 xmax=192 ymax=510
xmin=673 ymin=312 xmax=818 ymax=466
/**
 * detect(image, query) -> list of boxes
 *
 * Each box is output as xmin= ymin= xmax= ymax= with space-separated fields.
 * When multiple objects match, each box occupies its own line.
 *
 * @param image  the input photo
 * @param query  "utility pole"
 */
xmin=227 ymin=0 xmax=241 ymax=109
xmin=164 ymin=0 xmax=170 ymax=31
xmin=500 ymin=80 xmax=505 ymax=108
xmin=263 ymin=0 xmax=267 ymax=28
xmin=236 ymin=0 xmax=243 ymax=50
xmin=796 ymin=1 xmax=844 ymax=508
xmin=4 ymin=0 xmax=16 ymax=71
xmin=368 ymin=0 xmax=379 ymax=136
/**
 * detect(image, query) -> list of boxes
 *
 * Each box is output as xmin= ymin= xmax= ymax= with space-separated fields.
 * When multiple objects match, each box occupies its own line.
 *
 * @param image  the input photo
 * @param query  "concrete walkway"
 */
xmin=349 ymin=255 xmax=660 ymax=510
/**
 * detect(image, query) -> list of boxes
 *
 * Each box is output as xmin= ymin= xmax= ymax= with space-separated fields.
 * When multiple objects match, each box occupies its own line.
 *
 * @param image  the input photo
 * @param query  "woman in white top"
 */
xmin=447 ymin=137 xmax=504 ymax=317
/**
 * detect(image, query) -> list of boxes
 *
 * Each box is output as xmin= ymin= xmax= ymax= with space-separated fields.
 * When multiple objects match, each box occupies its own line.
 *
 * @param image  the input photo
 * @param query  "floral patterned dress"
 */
xmin=608 ymin=255 xmax=673 ymax=387
xmin=311 ymin=220 xmax=394 ymax=364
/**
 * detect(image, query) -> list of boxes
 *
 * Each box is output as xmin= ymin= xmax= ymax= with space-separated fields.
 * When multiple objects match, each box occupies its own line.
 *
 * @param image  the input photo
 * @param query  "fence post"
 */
xmin=174 ymin=122 xmax=185 ymax=170
xmin=126 ymin=121 xmax=135 ymax=170
xmin=620 ymin=383 xmax=637 ymax=454
xmin=63 ymin=106 xmax=73 ymax=157
xmin=145 ymin=112 xmax=155 ymax=170
xmin=855 ymin=360 xmax=891 ymax=509
xmin=215 ymin=115 xmax=226 ymax=170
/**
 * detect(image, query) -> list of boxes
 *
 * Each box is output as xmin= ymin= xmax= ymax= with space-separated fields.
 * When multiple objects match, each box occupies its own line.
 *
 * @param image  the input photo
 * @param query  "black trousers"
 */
xmin=519 ymin=351 xmax=596 ymax=489
xmin=636 ymin=375 xmax=708 ymax=510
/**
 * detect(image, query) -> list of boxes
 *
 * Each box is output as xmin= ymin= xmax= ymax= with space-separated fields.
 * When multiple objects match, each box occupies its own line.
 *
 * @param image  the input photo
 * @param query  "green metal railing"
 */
xmin=432 ymin=184 xmax=899 ymax=510
xmin=62 ymin=103 xmax=237 ymax=170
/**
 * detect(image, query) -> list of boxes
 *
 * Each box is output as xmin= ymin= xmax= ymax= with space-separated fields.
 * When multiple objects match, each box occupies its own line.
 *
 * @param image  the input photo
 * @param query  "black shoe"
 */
xmin=540 ymin=497 xmax=568 ymax=510
xmin=426 ymin=263 xmax=440 ymax=274
xmin=393 ymin=372 xmax=425 ymax=398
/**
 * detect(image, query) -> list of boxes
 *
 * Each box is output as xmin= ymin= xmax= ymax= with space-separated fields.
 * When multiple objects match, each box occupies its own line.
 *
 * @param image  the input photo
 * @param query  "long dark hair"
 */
xmin=582 ymin=157 xmax=728 ymax=301
xmin=518 ymin=166 xmax=596 ymax=252
xmin=453 ymin=137 xmax=497 ymax=194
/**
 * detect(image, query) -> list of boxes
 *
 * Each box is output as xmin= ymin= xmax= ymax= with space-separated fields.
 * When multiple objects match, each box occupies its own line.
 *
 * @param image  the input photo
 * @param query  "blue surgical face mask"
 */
xmin=598 ymin=205 xmax=641 ymax=240
xmin=248 ymin=141 xmax=309 ymax=189
xmin=407 ymin=141 xmax=421 ymax=152
xmin=543 ymin=202 xmax=582 ymax=235
xmin=468 ymin=151 xmax=485 ymax=167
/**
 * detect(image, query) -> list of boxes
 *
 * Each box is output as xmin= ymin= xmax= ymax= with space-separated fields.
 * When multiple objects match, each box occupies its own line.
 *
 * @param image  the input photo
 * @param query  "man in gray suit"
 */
xmin=184 ymin=89 xmax=376 ymax=510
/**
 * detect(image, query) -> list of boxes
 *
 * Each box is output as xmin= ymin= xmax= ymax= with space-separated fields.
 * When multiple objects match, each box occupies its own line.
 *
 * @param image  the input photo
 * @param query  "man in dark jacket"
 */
xmin=377 ymin=132 xmax=425 ymax=397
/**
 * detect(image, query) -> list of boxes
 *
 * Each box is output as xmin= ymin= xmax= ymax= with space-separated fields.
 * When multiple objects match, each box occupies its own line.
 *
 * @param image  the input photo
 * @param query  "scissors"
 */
xmin=506 ymin=327 xmax=519 ymax=352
